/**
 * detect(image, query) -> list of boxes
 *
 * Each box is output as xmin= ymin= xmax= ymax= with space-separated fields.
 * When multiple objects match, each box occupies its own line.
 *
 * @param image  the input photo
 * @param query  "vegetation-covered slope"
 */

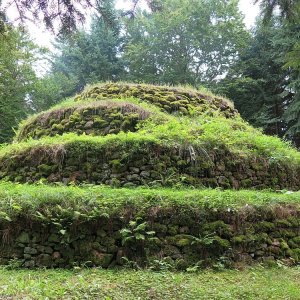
xmin=1 ymin=83 xmax=300 ymax=190
xmin=1 ymin=83 xmax=300 ymax=269
xmin=1 ymin=183 xmax=300 ymax=269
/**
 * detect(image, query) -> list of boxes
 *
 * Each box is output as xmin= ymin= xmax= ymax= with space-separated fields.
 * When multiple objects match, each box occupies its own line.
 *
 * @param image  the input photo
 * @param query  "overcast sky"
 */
xmin=5 ymin=0 xmax=260 ymax=49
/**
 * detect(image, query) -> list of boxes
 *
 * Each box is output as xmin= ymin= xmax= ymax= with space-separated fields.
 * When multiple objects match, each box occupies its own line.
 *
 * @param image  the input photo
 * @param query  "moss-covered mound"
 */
xmin=1 ymin=82 xmax=300 ymax=189
xmin=16 ymin=100 xmax=153 ymax=142
xmin=77 ymin=82 xmax=237 ymax=117
xmin=1 ymin=82 xmax=300 ymax=269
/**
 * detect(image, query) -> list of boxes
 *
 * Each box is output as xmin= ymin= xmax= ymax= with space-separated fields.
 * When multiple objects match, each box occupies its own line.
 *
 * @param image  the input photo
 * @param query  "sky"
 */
xmin=5 ymin=0 xmax=260 ymax=49
xmin=239 ymin=0 xmax=260 ymax=26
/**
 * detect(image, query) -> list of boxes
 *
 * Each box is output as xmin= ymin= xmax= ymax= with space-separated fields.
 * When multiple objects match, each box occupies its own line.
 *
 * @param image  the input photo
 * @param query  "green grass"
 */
xmin=4 ymin=114 xmax=300 ymax=165
xmin=0 ymin=182 xmax=300 ymax=222
xmin=0 ymin=267 xmax=299 ymax=299
xmin=7 ymin=82 xmax=300 ymax=169
xmin=138 ymin=115 xmax=300 ymax=163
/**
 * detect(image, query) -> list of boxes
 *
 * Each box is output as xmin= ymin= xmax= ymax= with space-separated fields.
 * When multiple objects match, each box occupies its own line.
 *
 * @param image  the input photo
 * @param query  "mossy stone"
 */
xmin=51 ymin=123 xmax=64 ymax=132
xmin=36 ymin=254 xmax=52 ymax=267
xmin=24 ymin=247 xmax=38 ymax=255
xmin=276 ymin=219 xmax=292 ymax=228
xmin=151 ymin=223 xmax=167 ymax=234
xmin=255 ymin=221 xmax=275 ymax=232
xmin=171 ymin=234 xmax=194 ymax=247
xmin=232 ymin=235 xmax=246 ymax=244
xmin=212 ymin=236 xmax=230 ymax=249
xmin=203 ymin=221 xmax=232 ymax=237
xmin=163 ymin=245 xmax=181 ymax=258
xmin=175 ymin=258 xmax=189 ymax=271
xmin=38 ymin=164 xmax=54 ymax=175
xmin=168 ymin=225 xmax=179 ymax=235
xmin=291 ymin=237 xmax=300 ymax=246
xmin=16 ymin=232 xmax=30 ymax=244
xmin=91 ymin=252 xmax=113 ymax=268
xmin=280 ymin=241 xmax=290 ymax=251
xmin=110 ymin=160 xmax=127 ymax=173
xmin=48 ymin=234 xmax=60 ymax=243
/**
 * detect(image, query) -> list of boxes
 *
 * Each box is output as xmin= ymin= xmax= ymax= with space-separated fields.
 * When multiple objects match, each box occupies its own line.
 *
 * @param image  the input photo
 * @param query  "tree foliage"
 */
xmin=254 ymin=0 xmax=300 ymax=22
xmin=248 ymin=0 xmax=300 ymax=147
xmin=30 ymin=72 xmax=77 ymax=112
xmin=0 ymin=0 xmax=158 ymax=34
xmin=51 ymin=12 xmax=124 ymax=92
xmin=211 ymin=18 xmax=300 ymax=147
xmin=124 ymin=0 xmax=248 ymax=85
xmin=0 ymin=26 xmax=37 ymax=143
xmin=1 ymin=0 xmax=96 ymax=34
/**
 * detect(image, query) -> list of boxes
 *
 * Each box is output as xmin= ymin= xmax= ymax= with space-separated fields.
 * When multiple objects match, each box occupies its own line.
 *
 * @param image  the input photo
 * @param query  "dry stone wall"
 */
xmin=1 ymin=142 xmax=299 ymax=190
xmin=4 ymin=83 xmax=299 ymax=191
xmin=16 ymin=101 xmax=151 ymax=142
xmin=1 ymin=204 xmax=300 ymax=269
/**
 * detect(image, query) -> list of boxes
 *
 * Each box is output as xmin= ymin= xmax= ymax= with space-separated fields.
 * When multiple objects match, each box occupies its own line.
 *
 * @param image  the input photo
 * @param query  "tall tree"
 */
xmin=282 ymin=25 xmax=300 ymax=146
xmin=0 ymin=26 xmax=37 ymax=143
xmin=211 ymin=18 xmax=300 ymax=146
xmin=51 ymin=2 xmax=123 ymax=92
xmin=123 ymin=0 xmax=248 ymax=85
xmin=30 ymin=72 xmax=77 ymax=112
xmin=252 ymin=0 xmax=300 ymax=146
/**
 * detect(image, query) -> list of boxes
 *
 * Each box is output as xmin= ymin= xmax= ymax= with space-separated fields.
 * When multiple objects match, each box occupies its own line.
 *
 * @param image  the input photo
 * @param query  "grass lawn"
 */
xmin=1 ymin=182 xmax=300 ymax=220
xmin=0 ymin=267 xmax=299 ymax=299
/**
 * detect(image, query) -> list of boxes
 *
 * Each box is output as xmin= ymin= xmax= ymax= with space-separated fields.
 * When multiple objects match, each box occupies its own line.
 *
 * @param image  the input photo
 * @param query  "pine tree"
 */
xmin=0 ymin=27 xmax=37 ymax=142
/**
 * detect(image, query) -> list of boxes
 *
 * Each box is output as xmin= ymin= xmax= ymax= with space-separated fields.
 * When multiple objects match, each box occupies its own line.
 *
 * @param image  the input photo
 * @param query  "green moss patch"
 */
xmin=77 ymin=82 xmax=237 ymax=118
xmin=15 ymin=100 xmax=155 ymax=142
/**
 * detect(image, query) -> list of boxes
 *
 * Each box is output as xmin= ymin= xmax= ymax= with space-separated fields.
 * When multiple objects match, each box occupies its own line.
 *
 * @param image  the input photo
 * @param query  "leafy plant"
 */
xmin=120 ymin=219 xmax=156 ymax=246
xmin=120 ymin=257 xmax=142 ymax=270
xmin=191 ymin=233 xmax=216 ymax=247
xmin=149 ymin=258 xmax=175 ymax=271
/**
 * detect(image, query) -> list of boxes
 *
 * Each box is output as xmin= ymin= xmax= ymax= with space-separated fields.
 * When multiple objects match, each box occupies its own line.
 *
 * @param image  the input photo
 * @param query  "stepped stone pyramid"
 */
xmin=0 ymin=82 xmax=300 ymax=190
xmin=1 ymin=83 xmax=300 ymax=269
